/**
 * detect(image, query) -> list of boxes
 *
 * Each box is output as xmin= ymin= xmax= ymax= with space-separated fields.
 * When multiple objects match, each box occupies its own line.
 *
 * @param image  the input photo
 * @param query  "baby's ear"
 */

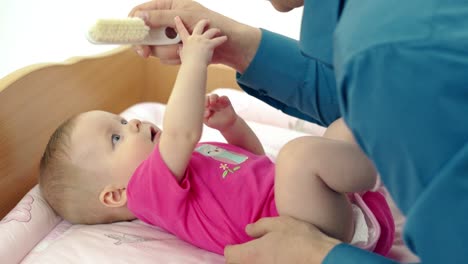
xmin=99 ymin=185 xmax=127 ymax=208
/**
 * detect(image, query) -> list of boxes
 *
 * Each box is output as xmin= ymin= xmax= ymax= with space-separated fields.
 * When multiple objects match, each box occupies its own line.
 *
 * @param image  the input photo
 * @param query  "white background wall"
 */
xmin=0 ymin=0 xmax=302 ymax=78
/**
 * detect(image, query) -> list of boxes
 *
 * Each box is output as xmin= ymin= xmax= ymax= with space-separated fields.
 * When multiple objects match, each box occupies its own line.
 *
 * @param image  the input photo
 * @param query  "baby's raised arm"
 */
xmin=158 ymin=17 xmax=227 ymax=182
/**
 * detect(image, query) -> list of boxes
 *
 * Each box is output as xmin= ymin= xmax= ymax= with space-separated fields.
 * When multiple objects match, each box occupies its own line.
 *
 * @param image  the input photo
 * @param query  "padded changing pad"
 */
xmin=0 ymin=89 xmax=419 ymax=263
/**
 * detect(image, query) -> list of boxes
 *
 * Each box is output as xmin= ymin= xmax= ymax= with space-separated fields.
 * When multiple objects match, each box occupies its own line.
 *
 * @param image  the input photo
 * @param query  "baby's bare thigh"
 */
xmin=275 ymin=136 xmax=354 ymax=242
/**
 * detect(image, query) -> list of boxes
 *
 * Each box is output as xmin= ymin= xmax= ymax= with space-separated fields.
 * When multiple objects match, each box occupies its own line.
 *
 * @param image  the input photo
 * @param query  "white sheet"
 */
xmin=0 ymin=89 xmax=419 ymax=263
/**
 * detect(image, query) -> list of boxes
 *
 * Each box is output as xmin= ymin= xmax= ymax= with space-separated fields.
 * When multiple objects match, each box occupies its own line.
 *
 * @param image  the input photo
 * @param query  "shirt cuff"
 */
xmin=237 ymin=29 xmax=307 ymax=103
xmin=323 ymin=243 xmax=399 ymax=264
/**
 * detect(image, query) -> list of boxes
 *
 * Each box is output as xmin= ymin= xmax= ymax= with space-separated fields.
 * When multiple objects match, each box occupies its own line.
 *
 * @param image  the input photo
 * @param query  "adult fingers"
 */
xmin=133 ymin=9 xmax=179 ymax=28
xmin=129 ymin=0 xmax=173 ymax=19
xmin=160 ymin=58 xmax=181 ymax=65
xmin=149 ymin=44 xmax=180 ymax=61
xmin=128 ymin=0 xmax=172 ymax=23
xmin=245 ymin=217 xmax=288 ymax=238
xmin=224 ymin=241 xmax=254 ymax=264
xmin=134 ymin=45 xmax=152 ymax=58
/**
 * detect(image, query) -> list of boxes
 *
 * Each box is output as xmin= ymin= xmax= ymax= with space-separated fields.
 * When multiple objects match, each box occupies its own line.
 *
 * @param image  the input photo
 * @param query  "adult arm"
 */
xmin=237 ymin=29 xmax=340 ymax=127
xmin=333 ymin=0 xmax=468 ymax=258
xmin=224 ymin=216 xmax=400 ymax=264
xmin=335 ymin=41 xmax=468 ymax=263
xmin=324 ymin=244 xmax=400 ymax=264
xmin=129 ymin=1 xmax=341 ymax=126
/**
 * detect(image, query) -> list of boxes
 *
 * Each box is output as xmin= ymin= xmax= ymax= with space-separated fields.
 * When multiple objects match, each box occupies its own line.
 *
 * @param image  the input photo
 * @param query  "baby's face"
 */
xmin=70 ymin=110 xmax=161 ymax=185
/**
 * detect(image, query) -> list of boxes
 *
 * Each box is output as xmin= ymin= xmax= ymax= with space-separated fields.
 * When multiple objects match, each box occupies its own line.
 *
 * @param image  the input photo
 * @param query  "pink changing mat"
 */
xmin=0 ymin=89 xmax=419 ymax=263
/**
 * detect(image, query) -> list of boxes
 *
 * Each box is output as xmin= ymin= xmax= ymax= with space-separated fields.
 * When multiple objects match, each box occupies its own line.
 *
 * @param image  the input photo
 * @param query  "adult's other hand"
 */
xmin=224 ymin=216 xmax=340 ymax=264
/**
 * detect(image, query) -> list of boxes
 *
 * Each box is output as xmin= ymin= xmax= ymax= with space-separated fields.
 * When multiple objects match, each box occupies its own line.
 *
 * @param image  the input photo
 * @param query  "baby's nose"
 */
xmin=129 ymin=119 xmax=141 ymax=132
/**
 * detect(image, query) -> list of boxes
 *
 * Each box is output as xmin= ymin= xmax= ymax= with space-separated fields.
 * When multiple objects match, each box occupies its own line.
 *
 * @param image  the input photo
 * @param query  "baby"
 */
xmin=39 ymin=17 xmax=394 ymax=255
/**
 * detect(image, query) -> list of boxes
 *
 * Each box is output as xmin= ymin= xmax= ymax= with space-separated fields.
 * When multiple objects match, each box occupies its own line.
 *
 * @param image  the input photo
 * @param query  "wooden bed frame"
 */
xmin=0 ymin=46 xmax=240 ymax=218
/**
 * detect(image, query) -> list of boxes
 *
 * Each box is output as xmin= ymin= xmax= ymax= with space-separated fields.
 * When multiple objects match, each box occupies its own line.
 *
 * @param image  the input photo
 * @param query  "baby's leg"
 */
xmin=275 ymin=136 xmax=376 ymax=242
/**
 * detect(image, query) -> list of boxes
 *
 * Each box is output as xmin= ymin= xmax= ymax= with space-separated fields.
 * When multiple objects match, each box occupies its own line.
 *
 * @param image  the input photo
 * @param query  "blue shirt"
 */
xmin=237 ymin=0 xmax=468 ymax=263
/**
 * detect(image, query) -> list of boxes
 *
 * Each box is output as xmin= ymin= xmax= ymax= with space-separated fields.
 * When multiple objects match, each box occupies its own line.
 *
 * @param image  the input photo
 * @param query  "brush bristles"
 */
xmin=88 ymin=18 xmax=150 ymax=43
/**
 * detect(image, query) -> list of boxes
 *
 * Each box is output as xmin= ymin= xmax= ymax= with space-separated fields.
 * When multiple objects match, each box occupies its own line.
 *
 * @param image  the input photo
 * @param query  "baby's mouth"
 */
xmin=150 ymin=127 xmax=157 ymax=142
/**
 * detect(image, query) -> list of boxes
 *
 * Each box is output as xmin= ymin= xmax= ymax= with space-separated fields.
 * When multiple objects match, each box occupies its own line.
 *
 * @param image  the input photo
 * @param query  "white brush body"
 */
xmin=87 ymin=18 xmax=180 ymax=45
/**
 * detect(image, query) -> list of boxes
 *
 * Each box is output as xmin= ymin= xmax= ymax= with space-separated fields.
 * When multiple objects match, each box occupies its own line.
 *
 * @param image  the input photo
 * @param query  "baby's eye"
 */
xmin=112 ymin=134 xmax=121 ymax=145
xmin=121 ymin=119 xmax=128 ymax=125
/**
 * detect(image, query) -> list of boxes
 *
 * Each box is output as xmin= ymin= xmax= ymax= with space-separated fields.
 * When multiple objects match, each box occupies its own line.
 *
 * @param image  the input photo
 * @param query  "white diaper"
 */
xmin=348 ymin=193 xmax=381 ymax=251
xmin=350 ymin=204 xmax=369 ymax=245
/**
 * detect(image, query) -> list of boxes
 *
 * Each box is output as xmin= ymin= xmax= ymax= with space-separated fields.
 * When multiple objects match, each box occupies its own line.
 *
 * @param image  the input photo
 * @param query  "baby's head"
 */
xmin=39 ymin=110 xmax=161 ymax=224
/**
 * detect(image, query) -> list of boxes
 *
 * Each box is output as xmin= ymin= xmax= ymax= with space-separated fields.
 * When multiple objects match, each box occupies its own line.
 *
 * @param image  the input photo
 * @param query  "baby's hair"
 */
xmin=39 ymin=115 xmax=114 ymax=224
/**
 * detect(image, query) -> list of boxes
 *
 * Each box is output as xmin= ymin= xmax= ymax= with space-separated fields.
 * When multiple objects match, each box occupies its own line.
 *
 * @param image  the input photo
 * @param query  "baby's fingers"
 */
xmin=207 ymin=93 xmax=220 ymax=107
xmin=192 ymin=19 xmax=210 ymax=35
xmin=208 ymin=94 xmax=232 ymax=111
xmin=203 ymin=28 xmax=220 ymax=39
xmin=204 ymin=109 xmax=212 ymax=119
xmin=210 ymin=36 xmax=228 ymax=48
xmin=218 ymin=96 xmax=231 ymax=107
xmin=174 ymin=16 xmax=190 ymax=41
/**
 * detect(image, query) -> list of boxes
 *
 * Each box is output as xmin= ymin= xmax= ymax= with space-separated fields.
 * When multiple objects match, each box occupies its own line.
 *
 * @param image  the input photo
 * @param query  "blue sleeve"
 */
xmin=236 ymin=29 xmax=340 ymax=127
xmin=324 ymin=244 xmax=401 ymax=264
xmin=335 ymin=39 xmax=468 ymax=263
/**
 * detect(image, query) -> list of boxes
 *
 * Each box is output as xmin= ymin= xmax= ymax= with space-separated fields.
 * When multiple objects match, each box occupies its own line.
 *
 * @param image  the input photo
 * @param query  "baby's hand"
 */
xmin=174 ymin=16 xmax=227 ymax=65
xmin=204 ymin=94 xmax=237 ymax=131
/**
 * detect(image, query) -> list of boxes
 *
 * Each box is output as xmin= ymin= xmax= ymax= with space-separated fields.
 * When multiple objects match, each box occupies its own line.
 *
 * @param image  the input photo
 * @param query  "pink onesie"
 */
xmin=127 ymin=142 xmax=394 ymax=255
xmin=127 ymin=142 xmax=277 ymax=254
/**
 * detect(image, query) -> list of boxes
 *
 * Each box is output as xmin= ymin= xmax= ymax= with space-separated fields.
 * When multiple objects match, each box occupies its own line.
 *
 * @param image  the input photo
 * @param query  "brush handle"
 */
xmin=140 ymin=27 xmax=180 ymax=45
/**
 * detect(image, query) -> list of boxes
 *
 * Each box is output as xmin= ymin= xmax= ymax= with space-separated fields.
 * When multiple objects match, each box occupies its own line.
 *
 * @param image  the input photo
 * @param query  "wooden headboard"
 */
xmin=0 ymin=46 xmax=240 ymax=218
